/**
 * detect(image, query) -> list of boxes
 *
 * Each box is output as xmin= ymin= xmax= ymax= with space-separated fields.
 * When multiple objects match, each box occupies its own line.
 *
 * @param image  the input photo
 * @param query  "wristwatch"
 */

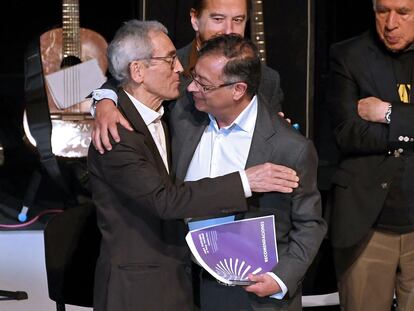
xmin=90 ymin=100 xmax=97 ymax=118
xmin=385 ymin=103 xmax=392 ymax=124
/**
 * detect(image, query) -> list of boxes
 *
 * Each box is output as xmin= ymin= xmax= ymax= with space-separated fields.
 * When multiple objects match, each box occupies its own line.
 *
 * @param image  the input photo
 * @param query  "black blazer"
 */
xmin=88 ymin=90 xmax=248 ymax=311
xmin=327 ymin=31 xmax=414 ymax=249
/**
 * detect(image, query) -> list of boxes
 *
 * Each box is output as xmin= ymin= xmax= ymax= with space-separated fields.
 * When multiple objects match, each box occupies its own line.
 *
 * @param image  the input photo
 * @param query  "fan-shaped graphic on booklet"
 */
xmin=215 ymin=258 xmax=263 ymax=280
xmin=186 ymin=215 xmax=278 ymax=285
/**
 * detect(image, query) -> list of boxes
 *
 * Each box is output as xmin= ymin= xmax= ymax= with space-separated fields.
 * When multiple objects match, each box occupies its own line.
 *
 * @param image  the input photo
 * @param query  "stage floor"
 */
xmin=0 ymin=230 xmax=91 ymax=311
xmin=0 ymin=230 xmax=338 ymax=310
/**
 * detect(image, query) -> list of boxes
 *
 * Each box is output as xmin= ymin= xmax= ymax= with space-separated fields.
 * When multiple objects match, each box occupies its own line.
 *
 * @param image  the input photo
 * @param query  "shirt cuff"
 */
xmin=92 ymin=89 xmax=118 ymax=104
xmin=267 ymin=272 xmax=288 ymax=299
xmin=90 ymin=89 xmax=119 ymax=118
xmin=239 ymin=170 xmax=252 ymax=198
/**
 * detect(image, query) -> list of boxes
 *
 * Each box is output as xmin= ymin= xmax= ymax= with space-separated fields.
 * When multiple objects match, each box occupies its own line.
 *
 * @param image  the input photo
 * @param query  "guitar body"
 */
xmin=40 ymin=27 xmax=108 ymax=114
xmin=24 ymin=27 xmax=108 ymax=158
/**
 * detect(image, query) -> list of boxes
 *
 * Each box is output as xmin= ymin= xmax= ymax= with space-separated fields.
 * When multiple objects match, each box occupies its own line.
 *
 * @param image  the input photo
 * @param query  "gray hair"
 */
xmin=107 ymin=20 xmax=168 ymax=85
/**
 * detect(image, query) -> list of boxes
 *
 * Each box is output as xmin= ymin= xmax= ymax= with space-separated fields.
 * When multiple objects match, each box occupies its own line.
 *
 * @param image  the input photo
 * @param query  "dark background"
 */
xmin=0 ymin=0 xmax=375 ymax=174
xmin=0 ymin=0 xmax=375 ymax=210
xmin=0 ymin=0 xmax=376 ymax=307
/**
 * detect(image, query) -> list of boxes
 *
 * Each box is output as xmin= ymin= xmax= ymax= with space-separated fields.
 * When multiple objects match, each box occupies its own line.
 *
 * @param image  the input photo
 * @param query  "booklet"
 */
xmin=185 ymin=215 xmax=278 ymax=286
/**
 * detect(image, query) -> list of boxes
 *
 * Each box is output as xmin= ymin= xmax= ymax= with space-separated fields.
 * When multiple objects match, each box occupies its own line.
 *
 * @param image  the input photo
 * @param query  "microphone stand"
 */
xmin=138 ymin=0 xmax=146 ymax=20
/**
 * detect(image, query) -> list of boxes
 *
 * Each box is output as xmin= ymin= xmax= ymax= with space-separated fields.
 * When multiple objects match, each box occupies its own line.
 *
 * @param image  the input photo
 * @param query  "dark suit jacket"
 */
xmin=169 ymin=94 xmax=327 ymax=309
xmin=327 ymin=31 xmax=414 ymax=251
xmin=177 ymin=42 xmax=284 ymax=114
xmin=88 ymin=91 xmax=248 ymax=311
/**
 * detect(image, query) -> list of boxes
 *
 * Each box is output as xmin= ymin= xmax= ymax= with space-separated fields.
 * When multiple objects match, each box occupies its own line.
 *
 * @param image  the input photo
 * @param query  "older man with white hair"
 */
xmin=328 ymin=0 xmax=414 ymax=310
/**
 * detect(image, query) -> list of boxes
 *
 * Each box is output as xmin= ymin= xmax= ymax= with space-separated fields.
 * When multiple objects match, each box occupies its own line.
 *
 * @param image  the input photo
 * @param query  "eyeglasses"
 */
xmin=189 ymin=70 xmax=242 ymax=93
xmin=144 ymin=54 xmax=178 ymax=69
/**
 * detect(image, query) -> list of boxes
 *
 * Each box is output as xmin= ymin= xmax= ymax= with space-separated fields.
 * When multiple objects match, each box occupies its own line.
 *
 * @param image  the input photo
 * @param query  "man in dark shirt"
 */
xmin=327 ymin=0 xmax=414 ymax=310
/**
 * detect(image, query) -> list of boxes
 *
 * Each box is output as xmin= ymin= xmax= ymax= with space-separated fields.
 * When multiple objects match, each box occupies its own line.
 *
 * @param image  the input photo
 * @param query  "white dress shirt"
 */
xmin=184 ymin=95 xmax=287 ymax=299
xmin=124 ymin=90 xmax=169 ymax=173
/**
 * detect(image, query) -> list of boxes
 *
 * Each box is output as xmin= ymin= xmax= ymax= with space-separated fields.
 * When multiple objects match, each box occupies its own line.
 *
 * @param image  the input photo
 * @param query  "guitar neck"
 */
xmin=62 ymin=0 xmax=81 ymax=58
xmin=250 ymin=0 xmax=266 ymax=63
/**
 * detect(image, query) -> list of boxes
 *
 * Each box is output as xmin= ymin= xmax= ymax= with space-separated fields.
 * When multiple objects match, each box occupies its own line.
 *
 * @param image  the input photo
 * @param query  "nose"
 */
xmin=187 ymin=79 xmax=198 ymax=92
xmin=174 ymin=58 xmax=184 ymax=73
xmin=385 ymin=11 xmax=399 ymax=30
xmin=224 ymin=20 xmax=234 ymax=34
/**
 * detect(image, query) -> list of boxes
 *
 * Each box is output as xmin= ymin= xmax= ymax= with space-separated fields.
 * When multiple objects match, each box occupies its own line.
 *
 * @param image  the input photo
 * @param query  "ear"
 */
xmin=233 ymin=82 xmax=248 ymax=101
xmin=129 ymin=60 xmax=145 ymax=84
xmin=190 ymin=8 xmax=200 ymax=32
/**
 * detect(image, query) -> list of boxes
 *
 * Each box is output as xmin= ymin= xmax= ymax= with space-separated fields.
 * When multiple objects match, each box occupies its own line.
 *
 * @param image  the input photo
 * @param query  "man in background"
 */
xmin=328 ymin=0 xmax=414 ymax=309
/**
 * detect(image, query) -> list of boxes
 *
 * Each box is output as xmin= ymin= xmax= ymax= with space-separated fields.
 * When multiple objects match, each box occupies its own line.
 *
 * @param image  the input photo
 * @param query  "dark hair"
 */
xmin=192 ymin=0 xmax=250 ymax=17
xmin=198 ymin=34 xmax=261 ymax=96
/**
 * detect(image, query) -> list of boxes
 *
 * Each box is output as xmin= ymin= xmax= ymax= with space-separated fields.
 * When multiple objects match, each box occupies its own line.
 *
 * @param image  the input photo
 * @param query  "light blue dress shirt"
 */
xmin=184 ymin=95 xmax=288 ymax=299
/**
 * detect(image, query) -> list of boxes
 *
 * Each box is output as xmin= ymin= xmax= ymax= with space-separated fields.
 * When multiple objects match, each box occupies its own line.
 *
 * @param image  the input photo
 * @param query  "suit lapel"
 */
xmin=367 ymin=40 xmax=399 ymax=102
xmin=161 ymin=118 xmax=172 ymax=169
xmin=117 ymin=90 xmax=170 ymax=176
xmin=245 ymin=97 xmax=276 ymax=168
xmin=175 ymin=94 xmax=209 ymax=181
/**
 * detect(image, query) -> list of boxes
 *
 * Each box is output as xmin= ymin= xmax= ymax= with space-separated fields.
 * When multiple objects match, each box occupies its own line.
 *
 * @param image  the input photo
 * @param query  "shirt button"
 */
xmin=404 ymin=136 xmax=409 ymax=142
xmin=381 ymin=182 xmax=388 ymax=189
xmin=399 ymin=136 xmax=404 ymax=141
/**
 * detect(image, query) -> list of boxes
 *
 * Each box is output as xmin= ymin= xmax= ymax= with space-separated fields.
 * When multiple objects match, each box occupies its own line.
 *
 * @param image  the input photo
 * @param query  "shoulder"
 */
xmin=177 ymin=43 xmax=192 ymax=66
xmin=330 ymin=31 xmax=377 ymax=59
xmin=261 ymin=64 xmax=280 ymax=82
xmin=273 ymin=120 xmax=318 ymax=170
xmin=259 ymin=98 xmax=314 ymax=151
xmin=276 ymin=116 xmax=314 ymax=151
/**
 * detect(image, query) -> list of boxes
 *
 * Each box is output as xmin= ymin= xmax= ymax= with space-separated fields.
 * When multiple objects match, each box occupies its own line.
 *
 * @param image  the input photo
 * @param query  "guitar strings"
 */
xmin=63 ymin=0 xmax=81 ymax=112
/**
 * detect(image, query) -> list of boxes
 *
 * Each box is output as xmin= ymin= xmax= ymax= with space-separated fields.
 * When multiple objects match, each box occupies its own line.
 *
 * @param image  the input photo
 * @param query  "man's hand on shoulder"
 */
xmin=245 ymin=163 xmax=299 ymax=193
xmin=92 ymin=99 xmax=133 ymax=154
xmin=358 ymin=97 xmax=390 ymax=123
xmin=244 ymin=273 xmax=281 ymax=297
xmin=278 ymin=111 xmax=291 ymax=124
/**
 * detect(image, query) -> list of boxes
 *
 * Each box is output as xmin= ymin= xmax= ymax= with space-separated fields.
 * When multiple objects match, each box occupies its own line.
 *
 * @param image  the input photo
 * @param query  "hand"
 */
xmin=244 ymin=273 xmax=281 ymax=297
xmin=245 ymin=163 xmax=299 ymax=193
xmin=92 ymin=99 xmax=133 ymax=154
xmin=357 ymin=97 xmax=390 ymax=123
xmin=278 ymin=111 xmax=291 ymax=124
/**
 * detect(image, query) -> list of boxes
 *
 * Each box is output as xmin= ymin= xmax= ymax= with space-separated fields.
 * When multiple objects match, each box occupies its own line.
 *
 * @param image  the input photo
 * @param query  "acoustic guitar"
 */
xmin=23 ymin=0 xmax=108 ymax=158
xmin=250 ymin=0 xmax=267 ymax=63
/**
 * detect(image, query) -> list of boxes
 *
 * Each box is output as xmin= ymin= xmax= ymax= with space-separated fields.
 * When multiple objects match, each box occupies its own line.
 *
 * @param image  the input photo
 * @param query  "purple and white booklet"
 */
xmin=185 ymin=215 xmax=278 ymax=285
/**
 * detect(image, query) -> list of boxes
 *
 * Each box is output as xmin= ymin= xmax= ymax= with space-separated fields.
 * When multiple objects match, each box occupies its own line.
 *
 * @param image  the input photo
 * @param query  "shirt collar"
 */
xmin=124 ymin=90 xmax=164 ymax=126
xmin=405 ymin=43 xmax=414 ymax=52
xmin=208 ymin=95 xmax=258 ymax=134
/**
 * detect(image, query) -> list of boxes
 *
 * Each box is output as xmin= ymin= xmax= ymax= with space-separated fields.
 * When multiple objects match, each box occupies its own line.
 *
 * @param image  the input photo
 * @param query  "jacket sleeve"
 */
xmin=327 ymin=45 xmax=391 ymax=155
xmin=88 ymin=126 xmax=247 ymax=220
xmin=271 ymin=140 xmax=327 ymax=297
xmin=388 ymin=102 xmax=414 ymax=148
